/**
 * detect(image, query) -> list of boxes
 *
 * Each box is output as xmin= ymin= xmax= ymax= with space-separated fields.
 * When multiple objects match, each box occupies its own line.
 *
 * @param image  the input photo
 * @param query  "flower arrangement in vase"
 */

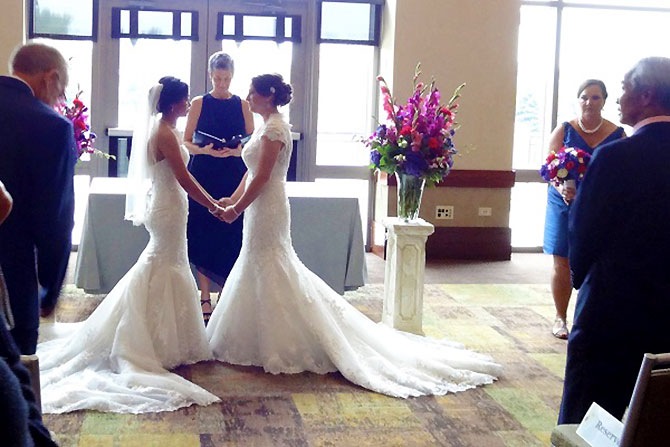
xmin=366 ymin=64 xmax=463 ymax=221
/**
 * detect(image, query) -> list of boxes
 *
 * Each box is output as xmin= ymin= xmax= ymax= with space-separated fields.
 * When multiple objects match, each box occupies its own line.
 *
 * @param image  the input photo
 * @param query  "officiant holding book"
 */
xmin=183 ymin=52 xmax=253 ymax=322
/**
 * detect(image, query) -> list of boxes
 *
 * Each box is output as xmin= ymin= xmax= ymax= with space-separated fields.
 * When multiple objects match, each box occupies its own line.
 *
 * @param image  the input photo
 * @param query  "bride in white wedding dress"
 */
xmin=37 ymin=77 xmax=228 ymax=413
xmin=207 ymin=74 xmax=502 ymax=398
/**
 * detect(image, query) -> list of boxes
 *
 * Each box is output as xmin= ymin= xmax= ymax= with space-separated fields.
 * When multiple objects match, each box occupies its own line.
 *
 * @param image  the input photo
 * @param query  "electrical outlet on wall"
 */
xmin=436 ymin=205 xmax=454 ymax=220
xmin=478 ymin=207 xmax=492 ymax=217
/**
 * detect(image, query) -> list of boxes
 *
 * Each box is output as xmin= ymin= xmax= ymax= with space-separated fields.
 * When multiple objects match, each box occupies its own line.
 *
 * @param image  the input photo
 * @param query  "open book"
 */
xmin=193 ymin=130 xmax=251 ymax=150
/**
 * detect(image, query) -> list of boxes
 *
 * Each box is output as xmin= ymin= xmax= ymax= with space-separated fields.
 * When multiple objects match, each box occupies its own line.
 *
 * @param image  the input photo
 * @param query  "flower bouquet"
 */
xmin=539 ymin=146 xmax=591 ymax=189
xmin=55 ymin=92 xmax=113 ymax=161
xmin=367 ymin=64 xmax=463 ymax=221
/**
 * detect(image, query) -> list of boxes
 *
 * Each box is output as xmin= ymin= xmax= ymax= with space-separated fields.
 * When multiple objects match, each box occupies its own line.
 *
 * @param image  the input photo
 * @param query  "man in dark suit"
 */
xmin=1 ymin=181 xmax=59 ymax=446
xmin=558 ymin=57 xmax=670 ymax=424
xmin=0 ymin=42 xmax=76 ymax=355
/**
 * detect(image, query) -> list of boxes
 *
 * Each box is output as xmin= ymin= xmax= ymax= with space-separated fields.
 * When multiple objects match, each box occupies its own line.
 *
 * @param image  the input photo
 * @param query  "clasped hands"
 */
xmin=559 ymin=183 xmax=576 ymax=205
xmin=202 ymin=143 xmax=242 ymax=158
xmin=209 ymin=197 xmax=240 ymax=223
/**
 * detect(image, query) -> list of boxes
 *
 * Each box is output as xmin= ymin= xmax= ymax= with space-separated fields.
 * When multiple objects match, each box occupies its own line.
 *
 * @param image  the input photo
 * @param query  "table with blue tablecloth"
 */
xmin=74 ymin=178 xmax=366 ymax=295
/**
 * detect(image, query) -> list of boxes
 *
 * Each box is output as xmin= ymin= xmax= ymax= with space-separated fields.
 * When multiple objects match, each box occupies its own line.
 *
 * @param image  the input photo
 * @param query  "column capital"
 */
xmin=382 ymin=217 xmax=435 ymax=237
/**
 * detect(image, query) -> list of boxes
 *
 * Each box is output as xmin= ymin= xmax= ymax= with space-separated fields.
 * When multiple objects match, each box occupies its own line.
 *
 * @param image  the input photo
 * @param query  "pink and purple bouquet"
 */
xmin=539 ymin=146 xmax=591 ymax=187
xmin=366 ymin=64 xmax=463 ymax=186
xmin=55 ymin=92 xmax=109 ymax=160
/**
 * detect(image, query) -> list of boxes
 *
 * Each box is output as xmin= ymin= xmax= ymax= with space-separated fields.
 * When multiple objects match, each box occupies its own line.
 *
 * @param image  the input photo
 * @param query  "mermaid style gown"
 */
xmin=207 ymin=113 xmax=501 ymax=398
xmin=37 ymin=142 xmax=219 ymax=413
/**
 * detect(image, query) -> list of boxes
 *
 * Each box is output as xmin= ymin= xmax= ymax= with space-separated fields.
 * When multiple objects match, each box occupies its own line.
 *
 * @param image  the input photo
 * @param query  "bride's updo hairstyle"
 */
xmin=156 ymin=76 xmax=188 ymax=114
xmin=251 ymin=73 xmax=292 ymax=107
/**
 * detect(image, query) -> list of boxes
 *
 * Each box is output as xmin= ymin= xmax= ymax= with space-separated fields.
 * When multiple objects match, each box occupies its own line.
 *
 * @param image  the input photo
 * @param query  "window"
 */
xmin=216 ymin=13 xmax=301 ymax=42
xmin=316 ymin=44 xmax=374 ymax=167
xmin=512 ymin=6 xmax=556 ymax=171
xmin=318 ymin=0 xmax=382 ymax=45
xmin=30 ymin=0 xmax=98 ymax=39
xmin=512 ymin=0 xmax=670 ymax=248
xmin=117 ymin=39 xmax=192 ymax=129
xmin=112 ymin=7 xmax=198 ymax=40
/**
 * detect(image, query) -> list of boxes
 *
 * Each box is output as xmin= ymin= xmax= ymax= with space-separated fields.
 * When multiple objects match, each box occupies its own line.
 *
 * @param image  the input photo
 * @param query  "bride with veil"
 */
xmin=37 ymin=77 xmax=227 ymax=413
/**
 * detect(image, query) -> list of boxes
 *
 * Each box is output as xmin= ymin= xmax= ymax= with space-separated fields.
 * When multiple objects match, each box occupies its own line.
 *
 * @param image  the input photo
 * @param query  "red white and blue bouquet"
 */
xmin=366 ymin=64 xmax=463 ymax=187
xmin=55 ymin=92 xmax=111 ymax=161
xmin=539 ymin=146 xmax=591 ymax=187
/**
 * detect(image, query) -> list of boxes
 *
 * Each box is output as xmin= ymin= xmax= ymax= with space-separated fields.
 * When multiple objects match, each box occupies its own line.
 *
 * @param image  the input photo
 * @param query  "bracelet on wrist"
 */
xmin=208 ymin=204 xmax=221 ymax=214
xmin=230 ymin=205 xmax=241 ymax=217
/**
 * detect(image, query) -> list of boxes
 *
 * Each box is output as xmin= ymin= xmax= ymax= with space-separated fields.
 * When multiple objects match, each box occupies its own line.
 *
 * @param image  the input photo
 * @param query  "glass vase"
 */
xmin=395 ymin=172 xmax=426 ymax=222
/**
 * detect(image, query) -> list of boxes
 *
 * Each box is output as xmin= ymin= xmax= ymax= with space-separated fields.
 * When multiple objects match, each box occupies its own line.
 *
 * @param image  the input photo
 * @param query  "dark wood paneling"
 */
xmin=386 ymin=170 xmax=515 ymax=188
xmin=426 ymin=226 xmax=512 ymax=260
xmin=372 ymin=225 xmax=512 ymax=261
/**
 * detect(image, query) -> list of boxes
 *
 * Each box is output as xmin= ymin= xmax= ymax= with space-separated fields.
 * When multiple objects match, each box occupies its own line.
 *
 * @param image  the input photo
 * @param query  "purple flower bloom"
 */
xmin=402 ymin=152 xmax=429 ymax=177
xmin=370 ymin=150 xmax=382 ymax=166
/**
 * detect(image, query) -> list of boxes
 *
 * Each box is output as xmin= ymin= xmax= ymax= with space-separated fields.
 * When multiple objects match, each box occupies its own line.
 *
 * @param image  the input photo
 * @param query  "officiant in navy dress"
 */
xmin=558 ymin=57 xmax=670 ymax=424
xmin=0 ymin=43 xmax=75 ymax=355
xmin=543 ymin=79 xmax=624 ymax=340
xmin=183 ymin=52 xmax=253 ymax=321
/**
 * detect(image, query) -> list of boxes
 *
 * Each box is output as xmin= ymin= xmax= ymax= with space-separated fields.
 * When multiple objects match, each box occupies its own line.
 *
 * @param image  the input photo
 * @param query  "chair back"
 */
xmin=620 ymin=353 xmax=670 ymax=447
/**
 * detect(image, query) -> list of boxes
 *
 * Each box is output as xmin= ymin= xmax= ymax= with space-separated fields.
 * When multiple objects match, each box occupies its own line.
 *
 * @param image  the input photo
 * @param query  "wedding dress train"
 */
xmin=37 ymin=144 xmax=219 ymax=413
xmin=207 ymin=114 xmax=502 ymax=398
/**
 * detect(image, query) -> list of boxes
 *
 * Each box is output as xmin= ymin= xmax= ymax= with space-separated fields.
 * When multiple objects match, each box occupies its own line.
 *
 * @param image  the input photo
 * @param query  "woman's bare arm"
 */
xmin=156 ymin=127 xmax=220 ymax=212
xmin=241 ymin=99 xmax=255 ymax=136
xmin=221 ymin=137 xmax=282 ymax=221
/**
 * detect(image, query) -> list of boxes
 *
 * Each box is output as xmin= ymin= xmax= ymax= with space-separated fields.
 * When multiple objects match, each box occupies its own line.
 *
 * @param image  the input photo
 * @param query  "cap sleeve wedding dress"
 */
xmin=206 ymin=114 xmax=501 ymax=398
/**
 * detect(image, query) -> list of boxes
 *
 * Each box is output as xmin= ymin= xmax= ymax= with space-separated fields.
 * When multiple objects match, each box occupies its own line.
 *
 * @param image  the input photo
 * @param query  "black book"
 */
xmin=193 ymin=130 xmax=251 ymax=150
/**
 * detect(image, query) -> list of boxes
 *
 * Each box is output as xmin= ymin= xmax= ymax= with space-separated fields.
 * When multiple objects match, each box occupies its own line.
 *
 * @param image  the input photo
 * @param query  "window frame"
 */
xmin=110 ymin=7 xmax=199 ymax=40
xmin=28 ymin=0 xmax=100 ymax=41
xmin=317 ymin=0 xmax=383 ymax=46
xmin=214 ymin=12 xmax=302 ymax=43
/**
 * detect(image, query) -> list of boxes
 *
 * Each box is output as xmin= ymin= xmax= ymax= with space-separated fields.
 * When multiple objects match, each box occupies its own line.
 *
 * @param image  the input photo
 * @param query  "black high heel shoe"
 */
xmin=201 ymin=298 xmax=213 ymax=326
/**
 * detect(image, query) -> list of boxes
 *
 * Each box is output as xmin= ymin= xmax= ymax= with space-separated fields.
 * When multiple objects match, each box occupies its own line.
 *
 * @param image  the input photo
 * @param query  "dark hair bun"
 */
xmin=157 ymin=76 xmax=188 ymax=114
xmin=251 ymin=73 xmax=293 ymax=107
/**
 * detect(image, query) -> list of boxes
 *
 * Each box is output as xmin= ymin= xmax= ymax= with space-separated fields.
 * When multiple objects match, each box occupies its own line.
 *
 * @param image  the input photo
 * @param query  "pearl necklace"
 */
xmin=578 ymin=117 xmax=603 ymax=134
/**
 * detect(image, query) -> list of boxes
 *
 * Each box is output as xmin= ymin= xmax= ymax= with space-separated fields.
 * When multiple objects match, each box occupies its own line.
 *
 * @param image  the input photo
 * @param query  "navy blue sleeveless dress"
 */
xmin=187 ymin=94 xmax=247 ymax=286
xmin=543 ymin=122 xmax=624 ymax=257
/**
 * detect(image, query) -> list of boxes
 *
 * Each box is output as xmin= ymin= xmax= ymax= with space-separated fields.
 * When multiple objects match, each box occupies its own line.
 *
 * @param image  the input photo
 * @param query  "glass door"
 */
xmin=205 ymin=0 xmax=309 ymax=131
xmin=96 ymin=0 xmax=209 ymax=177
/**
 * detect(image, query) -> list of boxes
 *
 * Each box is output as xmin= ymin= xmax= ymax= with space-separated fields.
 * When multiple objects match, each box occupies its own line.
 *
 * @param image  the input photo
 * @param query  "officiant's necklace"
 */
xmin=578 ymin=117 xmax=603 ymax=134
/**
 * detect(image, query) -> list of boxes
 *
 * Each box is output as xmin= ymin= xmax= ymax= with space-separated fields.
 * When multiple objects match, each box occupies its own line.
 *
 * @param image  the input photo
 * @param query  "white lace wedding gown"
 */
xmin=37 ymin=142 xmax=219 ymax=413
xmin=207 ymin=114 xmax=501 ymax=398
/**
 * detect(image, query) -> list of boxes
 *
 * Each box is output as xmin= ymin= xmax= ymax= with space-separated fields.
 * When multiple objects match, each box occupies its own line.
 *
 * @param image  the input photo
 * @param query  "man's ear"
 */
xmin=639 ymin=88 xmax=654 ymax=107
xmin=46 ymin=68 xmax=61 ymax=86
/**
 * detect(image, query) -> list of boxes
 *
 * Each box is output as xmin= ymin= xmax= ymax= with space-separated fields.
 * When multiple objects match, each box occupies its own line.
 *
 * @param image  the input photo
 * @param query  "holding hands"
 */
xmin=209 ymin=197 xmax=241 ymax=223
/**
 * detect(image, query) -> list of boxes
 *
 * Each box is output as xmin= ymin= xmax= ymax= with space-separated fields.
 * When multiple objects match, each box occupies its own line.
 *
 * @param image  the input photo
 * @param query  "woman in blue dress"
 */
xmin=183 ymin=52 xmax=254 ymax=322
xmin=544 ymin=79 xmax=625 ymax=339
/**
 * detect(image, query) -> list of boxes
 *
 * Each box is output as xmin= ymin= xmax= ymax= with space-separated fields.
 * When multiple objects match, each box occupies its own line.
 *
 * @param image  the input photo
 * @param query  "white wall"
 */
xmin=378 ymin=0 xmax=520 ymax=228
xmin=0 ymin=0 xmax=25 ymax=74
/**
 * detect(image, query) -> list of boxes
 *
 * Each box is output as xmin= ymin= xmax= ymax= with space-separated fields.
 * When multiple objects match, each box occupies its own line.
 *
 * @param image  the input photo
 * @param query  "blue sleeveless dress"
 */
xmin=187 ymin=94 xmax=247 ymax=286
xmin=543 ymin=122 xmax=624 ymax=257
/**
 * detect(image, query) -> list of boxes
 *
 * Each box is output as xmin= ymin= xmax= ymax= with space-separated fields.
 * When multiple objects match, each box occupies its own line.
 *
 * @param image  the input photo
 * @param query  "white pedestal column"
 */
xmin=382 ymin=217 xmax=435 ymax=335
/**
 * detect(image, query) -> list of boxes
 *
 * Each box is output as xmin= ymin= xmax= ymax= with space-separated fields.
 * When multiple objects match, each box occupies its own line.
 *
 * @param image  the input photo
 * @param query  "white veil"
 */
xmin=124 ymin=84 xmax=163 ymax=226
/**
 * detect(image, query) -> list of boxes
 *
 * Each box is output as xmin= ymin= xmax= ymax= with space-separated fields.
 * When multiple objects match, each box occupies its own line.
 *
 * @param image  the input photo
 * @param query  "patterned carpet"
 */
xmin=42 ymin=282 xmax=574 ymax=447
